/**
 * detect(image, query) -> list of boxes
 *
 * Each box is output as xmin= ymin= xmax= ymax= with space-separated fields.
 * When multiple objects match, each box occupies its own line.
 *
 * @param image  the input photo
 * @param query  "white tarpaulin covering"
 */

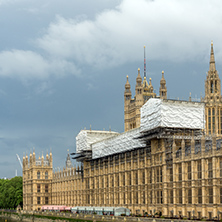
xmin=76 ymin=130 xmax=119 ymax=153
xmin=140 ymin=98 xmax=205 ymax=132
xmin=92 ymin=128 xmax=144 ymax=159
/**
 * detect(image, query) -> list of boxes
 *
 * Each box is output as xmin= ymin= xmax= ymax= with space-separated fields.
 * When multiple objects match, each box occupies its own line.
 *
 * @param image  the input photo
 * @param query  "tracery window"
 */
xmin=37 ymin=184 xmax=40 ymax=193
xmin=212 ymin=108 xmax=215 ymax=133
xmin=198 ymin=188 xmax=202 ymax=204
xmin=208 ymin=108 xmax=211 ymax=134
xmin=188 ymin=189 xmax=192 ymax=204
xmin=208 ymin=159 xmax=213 ymax=179
xmin=37 ymin=171 xmax=40 ymax=179
xmin=44 ymin=185 xmax=48 ymax=193
xmin=45 ymin=171 xmax=48 ymax=179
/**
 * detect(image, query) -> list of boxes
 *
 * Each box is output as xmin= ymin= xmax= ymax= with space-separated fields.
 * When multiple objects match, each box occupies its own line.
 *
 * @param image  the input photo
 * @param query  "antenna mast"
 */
xmin=144 ymin=46 xmax=146 ymax=78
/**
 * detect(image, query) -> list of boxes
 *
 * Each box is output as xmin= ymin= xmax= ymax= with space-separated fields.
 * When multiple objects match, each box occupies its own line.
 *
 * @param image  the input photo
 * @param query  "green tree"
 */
xmin=0 ymin=176 xmax=23 ymax=209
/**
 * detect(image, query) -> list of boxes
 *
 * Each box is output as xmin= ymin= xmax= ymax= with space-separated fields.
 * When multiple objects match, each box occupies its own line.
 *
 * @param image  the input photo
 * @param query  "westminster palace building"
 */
xmin=23 ymin=42 xmax=222 ymax=220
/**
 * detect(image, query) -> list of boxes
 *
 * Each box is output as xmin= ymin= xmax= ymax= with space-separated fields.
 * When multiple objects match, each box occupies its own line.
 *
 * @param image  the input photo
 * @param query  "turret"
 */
xmin=41 ymin=152 xmax=44 ymax=165
xmin=159 ymin=70 xmax=167 ymax=99
xmin=135 ymin=68 xmax=143 ymax=98
xmin=149 ymin=78 xmax=153 ymax=93
xmin=204 ymin=41 xmax=222 ymax=136
xmin=124 ymin=75 xmax=132 ymax=101
xmin=205 ymin=41 xmax=221 ymax=102
xmin=65 ymin=150 xmax=73 ymax=169
xmin=49 ymin=149 xmax=53 ymax=167
xmin=33 ymin=148 xmax=36 ymax=162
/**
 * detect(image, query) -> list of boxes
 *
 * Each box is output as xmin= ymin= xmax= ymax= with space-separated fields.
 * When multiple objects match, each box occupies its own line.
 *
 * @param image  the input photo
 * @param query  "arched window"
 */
xmin=211 ymin=81 xmax=213 ymax=93
xmin=37 ymin=171 xmax=40 ymax=179
xmin=212 ymin=108 xmax=215 ymax=133
xmin=208 ymin=108 xmax=211 ymax=134
xmin=45 ymin=171 xmax=48 ymax=179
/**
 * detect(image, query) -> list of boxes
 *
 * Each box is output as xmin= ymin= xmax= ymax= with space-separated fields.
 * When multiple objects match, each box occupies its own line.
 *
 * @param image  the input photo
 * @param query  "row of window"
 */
xmin=37 ymin=196 xmax=48 ymax=205
xmin=37 ymin=171 xmax=48 ymax=179
xmin=207 ymin=107 xmax=222 ymax=134
xmin=37 ymin=184 xmax=48 ymax=193
xmin=85 ymin=187 xmax=221 ymax=205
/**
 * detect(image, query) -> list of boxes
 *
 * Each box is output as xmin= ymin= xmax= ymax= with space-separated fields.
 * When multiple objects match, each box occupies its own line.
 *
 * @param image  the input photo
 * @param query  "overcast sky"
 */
xmin=0 ymin=0 xmax=222 ymax=178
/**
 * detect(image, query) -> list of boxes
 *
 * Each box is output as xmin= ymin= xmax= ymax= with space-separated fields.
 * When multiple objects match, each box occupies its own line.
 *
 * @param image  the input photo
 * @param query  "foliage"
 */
xmin=0 ymin=176 xmax=23 ymax=209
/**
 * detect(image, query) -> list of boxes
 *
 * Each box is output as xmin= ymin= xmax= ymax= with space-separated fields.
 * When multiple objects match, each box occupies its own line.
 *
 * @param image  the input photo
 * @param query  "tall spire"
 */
xmin=144 ymin=46 xmax=146 ymax=78
xmin=209 ymin=40 xmax=216 ymax=71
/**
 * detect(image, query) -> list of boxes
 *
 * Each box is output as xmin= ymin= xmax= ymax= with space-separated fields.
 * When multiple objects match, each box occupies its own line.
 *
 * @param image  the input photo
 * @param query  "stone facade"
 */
xmin=23 ymin=42 xmax=222 ymax=219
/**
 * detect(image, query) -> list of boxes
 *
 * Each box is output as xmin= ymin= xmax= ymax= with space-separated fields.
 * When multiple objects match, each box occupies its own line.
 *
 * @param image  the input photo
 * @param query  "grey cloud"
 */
xmin=0 ymin=50 xmax=80 ymax=79
xmin=36 ymin=0 xmax=222 ymax=71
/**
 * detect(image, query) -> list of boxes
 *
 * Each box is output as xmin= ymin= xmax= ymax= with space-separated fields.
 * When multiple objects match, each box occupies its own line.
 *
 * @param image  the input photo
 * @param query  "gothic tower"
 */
xmin=23 ymin=150 xmax=53 ymax=211
xmin=124 ymin=47 xmax=156 ymax=132
xmin=204 ymin=41 xmax=222 ymax=136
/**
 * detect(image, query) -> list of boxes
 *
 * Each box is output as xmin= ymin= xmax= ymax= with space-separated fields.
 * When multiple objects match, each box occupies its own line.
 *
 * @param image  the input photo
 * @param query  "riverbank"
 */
xmin=0 ymin=210 xmax=218 ymax=222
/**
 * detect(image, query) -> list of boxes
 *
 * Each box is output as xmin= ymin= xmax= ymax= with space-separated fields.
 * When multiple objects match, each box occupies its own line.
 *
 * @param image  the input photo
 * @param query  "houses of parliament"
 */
xmin=23 ymin=42 xmax=222 ymax=219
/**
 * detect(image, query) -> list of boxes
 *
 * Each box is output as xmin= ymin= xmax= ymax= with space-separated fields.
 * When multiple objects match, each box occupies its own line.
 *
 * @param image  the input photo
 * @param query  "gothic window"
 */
xmin=45 ymin=171 xmax=48 ymax=179
xmin=178 ymin=189 xmax=182 ymax=204
xmin=188 ymin=162 xmax=191 ymax=180
xmin=143 ymin=191 xmax=146 ymax=204
xmin=212 ymin=108 xmax=215 ymax=133
xmin=211 ymin=81 xmax=213 ymax=93
xmin=123 ymin=192 xmax=125 ymax=204
xmin=170 ymin=190 xmax=173 ymax=204
xmin=97 ymin=177 xmax=99 ymax=188
xmin=44 ymin=184 xmax=48 ymax=192
xmin=188 ymin=189 xmax=192 ymax=204
xmin=149 ymin=169 xmax=152 ymax=184
xmin=128 ymin=173 xmax=131 ymax=186
xmin=142 ymin=170 xmax=145 ymax=184
xmin=116 ymin=175 xmax=119 ymax=187
xmin=220 ymin=188 xmax=222 ymax=203
xmin=215 ymin=81 xmax=217 ymax=93
xmin=111 ymin=176 xmax=114 ymax=187
xmin=37 ymin=171 xmax=40 ymax=179
xmin=37 ymin=197 xmax=41 ymax=205
xmin=198 ymin=188 xmax=202 ymax=204
xmin=45 ymin=197 xmax=48 ymax=205
xmin=178 ymin=164 xmax=182 ymax=181
xmin=208 ymin=108 xmax=211 ymax=134
xmin=122 ymin=173 xmax=125 ymax=186
xmin=134 ymin=171 xmax=138 ymax=185
xmin=107 ymin=176 xmax=109 ymax=188
xmin=170 ymin=168 xmax=173 ymax=182
xmin=208 ymin=160 xmax=213 ymax=179
xmin=157 ymin=168 xmax=159 ymax=182
xmin=37 ymin=184 xmax=40 ymax=193
xmin=101 ymin=177 xmax=104 ymax=188
xmin=209 ymin=187 xmax=213 ymax=203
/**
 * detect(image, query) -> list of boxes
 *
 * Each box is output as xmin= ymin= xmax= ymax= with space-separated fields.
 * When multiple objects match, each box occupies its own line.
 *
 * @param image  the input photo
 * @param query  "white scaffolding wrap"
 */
xmin=140 ymin=98 xmax=205 ymax=132
xmin=76 ymin=130 xmax=119 ymax=153
xmin=92 ymin=128 xmax=145 ymax=159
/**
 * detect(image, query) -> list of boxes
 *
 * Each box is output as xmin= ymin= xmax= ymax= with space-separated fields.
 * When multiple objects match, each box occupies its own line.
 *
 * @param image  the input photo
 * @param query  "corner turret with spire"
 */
xmin=204 ymin=41 xmax=222 ymax=136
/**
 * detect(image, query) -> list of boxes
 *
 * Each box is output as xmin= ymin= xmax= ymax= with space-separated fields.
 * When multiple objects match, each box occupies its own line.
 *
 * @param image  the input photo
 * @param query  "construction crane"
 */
xmin=16 ymin=154 xmax=23 ymax=169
